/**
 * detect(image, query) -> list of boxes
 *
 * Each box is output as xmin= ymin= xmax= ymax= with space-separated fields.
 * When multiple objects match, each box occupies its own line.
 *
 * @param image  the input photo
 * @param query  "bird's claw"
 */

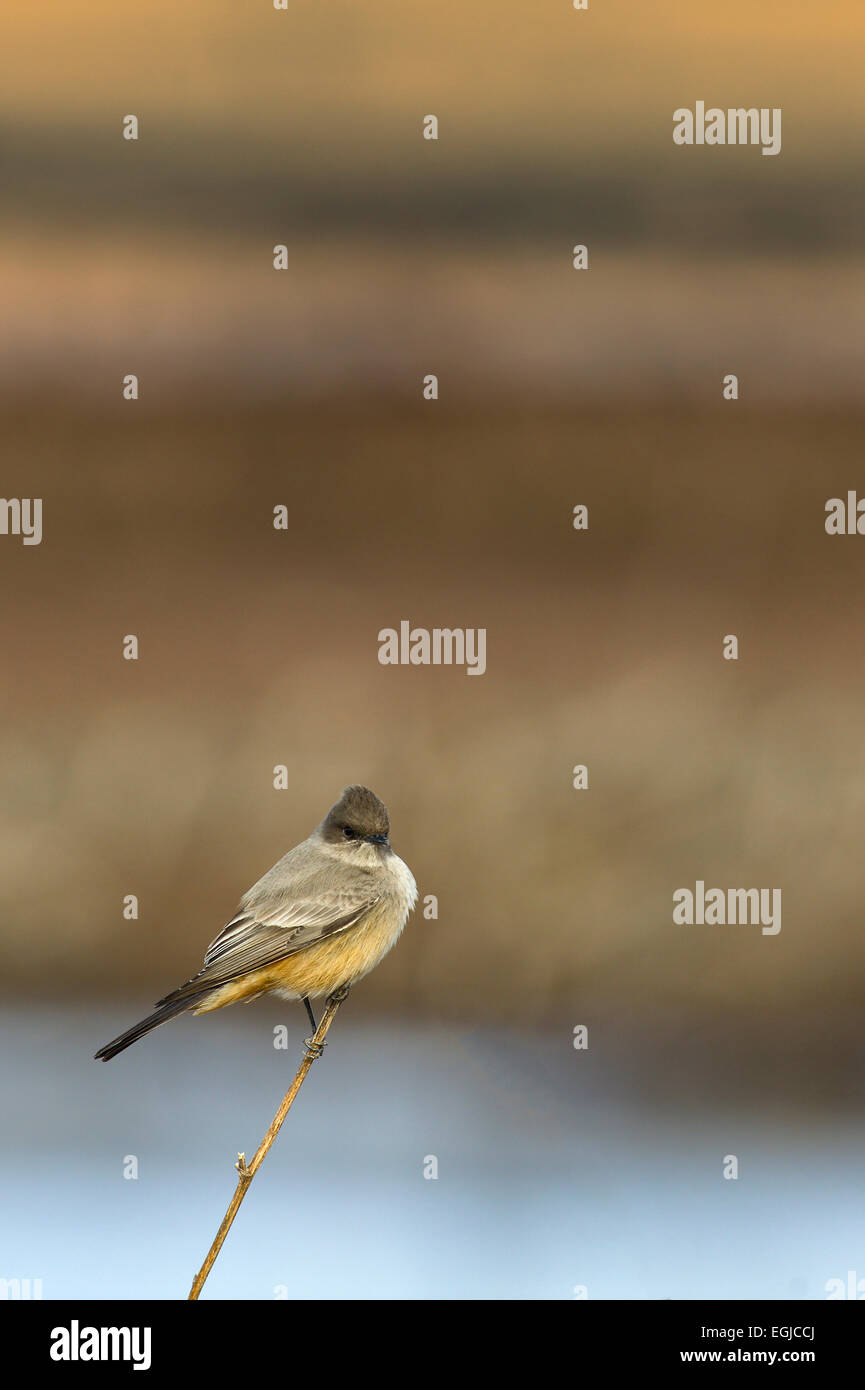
xmin=303 ymin=1037 xmax=326 ymax=1061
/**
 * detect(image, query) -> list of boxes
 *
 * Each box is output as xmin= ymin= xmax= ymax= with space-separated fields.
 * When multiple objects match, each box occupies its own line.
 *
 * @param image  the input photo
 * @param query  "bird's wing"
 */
xmin=156 ymin=884 xmax=380 ymax=1006
xmin=204 ymin=889 xmax=379 ymax=969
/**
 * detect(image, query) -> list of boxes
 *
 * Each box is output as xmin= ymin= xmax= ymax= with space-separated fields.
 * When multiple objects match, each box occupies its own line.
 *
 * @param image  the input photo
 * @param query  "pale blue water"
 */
xmin=0 ymin=1007 xmax=862 ymax=1299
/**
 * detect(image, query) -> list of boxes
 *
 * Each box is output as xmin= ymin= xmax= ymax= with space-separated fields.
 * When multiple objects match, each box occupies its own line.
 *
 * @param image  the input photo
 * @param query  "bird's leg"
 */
xmin=302 ymin=987 xmax=350 ymax=1060
xmin=302 ymin=996 xmax=326 ymax=1061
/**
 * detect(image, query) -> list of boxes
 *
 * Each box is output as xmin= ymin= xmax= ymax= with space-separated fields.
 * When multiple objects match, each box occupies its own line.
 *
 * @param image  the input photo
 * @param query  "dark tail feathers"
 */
xmin=94 ymin=995 xmax=193 ymax=1062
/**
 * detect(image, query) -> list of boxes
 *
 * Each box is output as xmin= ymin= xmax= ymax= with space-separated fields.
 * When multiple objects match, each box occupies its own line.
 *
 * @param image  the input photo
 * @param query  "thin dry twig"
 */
xmin=187 ymin=986 xmax=349 ymax=1300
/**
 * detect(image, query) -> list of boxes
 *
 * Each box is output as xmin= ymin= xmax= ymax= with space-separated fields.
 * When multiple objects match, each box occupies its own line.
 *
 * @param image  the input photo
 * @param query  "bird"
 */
xmin=94 ymin=786 xmax=417 ymax=1062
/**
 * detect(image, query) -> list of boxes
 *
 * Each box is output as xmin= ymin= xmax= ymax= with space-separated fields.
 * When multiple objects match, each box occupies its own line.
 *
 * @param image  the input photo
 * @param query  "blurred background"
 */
xmin=1 ymin=0 xmax=864 ymax=1299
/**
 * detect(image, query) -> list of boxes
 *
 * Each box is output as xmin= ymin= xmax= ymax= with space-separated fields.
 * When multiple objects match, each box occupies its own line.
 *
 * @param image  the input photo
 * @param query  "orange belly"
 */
xmin=192 ymin=901 xmax=405 ymax=1014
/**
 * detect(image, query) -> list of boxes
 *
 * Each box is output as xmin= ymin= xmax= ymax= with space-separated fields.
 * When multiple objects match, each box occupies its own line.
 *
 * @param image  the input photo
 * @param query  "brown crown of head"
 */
xmin=321 ymin=785 xmax=390 ymax=845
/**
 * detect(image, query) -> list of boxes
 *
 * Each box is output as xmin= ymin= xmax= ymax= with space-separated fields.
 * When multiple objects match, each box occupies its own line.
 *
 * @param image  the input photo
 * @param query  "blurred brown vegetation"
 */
xmin=2 ymin=398 xmax=864 ymax=1070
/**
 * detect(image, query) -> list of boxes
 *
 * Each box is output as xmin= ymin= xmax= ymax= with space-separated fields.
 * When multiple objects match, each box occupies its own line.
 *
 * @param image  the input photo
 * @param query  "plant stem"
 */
xmin=187 ymin=987 xmax=348 ymax=1300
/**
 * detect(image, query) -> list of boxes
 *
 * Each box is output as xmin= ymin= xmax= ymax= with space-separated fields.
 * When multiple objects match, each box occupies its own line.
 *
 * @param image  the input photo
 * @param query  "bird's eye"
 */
xmin=342 ymin=826 xmax=355 ymax=839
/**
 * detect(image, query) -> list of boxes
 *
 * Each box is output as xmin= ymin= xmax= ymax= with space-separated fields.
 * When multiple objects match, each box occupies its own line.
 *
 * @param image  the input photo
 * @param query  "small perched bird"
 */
xmin=95 ymin=786 xmax=417 ymax=1062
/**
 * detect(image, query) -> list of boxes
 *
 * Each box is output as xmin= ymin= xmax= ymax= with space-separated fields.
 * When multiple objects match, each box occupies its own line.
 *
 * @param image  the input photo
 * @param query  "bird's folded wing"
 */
xmin=156 ymin=889 xmax=380 ymax=1005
